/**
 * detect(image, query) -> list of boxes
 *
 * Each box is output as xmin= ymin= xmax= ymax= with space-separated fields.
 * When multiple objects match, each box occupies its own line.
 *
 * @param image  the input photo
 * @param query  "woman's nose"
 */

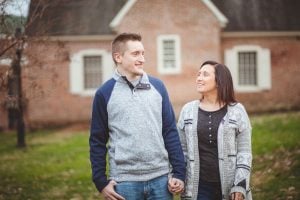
xmin=197 ymin=75 xmax=203 ymax=81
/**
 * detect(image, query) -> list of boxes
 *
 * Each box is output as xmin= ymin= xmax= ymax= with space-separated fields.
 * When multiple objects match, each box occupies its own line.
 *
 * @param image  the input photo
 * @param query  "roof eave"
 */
xmin=109 ymin=0 xmax=137 ymax=30
xmin=202 ymin=0 xmax=228 ymax=28
xmin=222 ymin=31 xmax=300 ymax=38
xmin=27 ymin=34 xmax=116 ymax=41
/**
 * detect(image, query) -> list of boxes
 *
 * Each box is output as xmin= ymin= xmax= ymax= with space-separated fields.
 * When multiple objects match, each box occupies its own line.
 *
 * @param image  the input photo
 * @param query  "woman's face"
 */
xmin=196 ymin=64 xmax=217 ymax=95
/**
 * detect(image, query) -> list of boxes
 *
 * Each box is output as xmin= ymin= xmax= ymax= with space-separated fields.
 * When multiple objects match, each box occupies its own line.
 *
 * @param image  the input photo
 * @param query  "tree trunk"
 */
xmin=13 ymin=28 xmax=26 ymax=148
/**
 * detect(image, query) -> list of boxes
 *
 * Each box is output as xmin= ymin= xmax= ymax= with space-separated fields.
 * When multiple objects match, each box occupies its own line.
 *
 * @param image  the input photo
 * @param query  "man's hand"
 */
xmin=230 ymin=192 xmax=244 ymax=200
xmin=101 ymin=180 xmax=125 ymax=200
xmin=168 ymin=177 xmax=184 ymax=194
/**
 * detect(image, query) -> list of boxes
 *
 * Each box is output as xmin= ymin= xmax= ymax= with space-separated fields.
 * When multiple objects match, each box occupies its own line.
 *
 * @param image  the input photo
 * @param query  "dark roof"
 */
xmin=212 ymin=0 xmax=300 ymax=31
xmin=26 ymin=0 xmax=126 ymax=36
xmin=26 ymin=0 xmax=300 ymax=36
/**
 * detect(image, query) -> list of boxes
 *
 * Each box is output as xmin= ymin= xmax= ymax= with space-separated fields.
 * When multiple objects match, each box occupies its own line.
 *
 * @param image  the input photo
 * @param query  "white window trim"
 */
xmin=157 ymin=35 xmax=181 ymax=75
xmin=225 ymin=45 xmax=271 ymax=92
xmin=69 ymin=49 xmax=113 ymax=96
xmin=0 ymin=57 xmax=28 ymax=66
xmin=0 ymin=58 xmax=12 ymax=65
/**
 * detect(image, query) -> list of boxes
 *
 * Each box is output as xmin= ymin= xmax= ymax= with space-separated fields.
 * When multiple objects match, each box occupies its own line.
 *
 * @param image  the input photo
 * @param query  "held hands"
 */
xmin=168 ymin=177 xmax=185 ymax=194
xmin=230 ymin=192 xmax=244 ymax=200
xmin=102 ymin=180 xmax=125 ymax=200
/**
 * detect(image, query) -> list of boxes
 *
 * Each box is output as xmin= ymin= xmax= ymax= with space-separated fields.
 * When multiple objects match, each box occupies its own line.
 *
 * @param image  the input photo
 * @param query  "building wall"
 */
xmin=3 ymin=1 xmax=299 ymax=129
xmin=115 ymin=0 xmax=222 ymax=114
xmin=221 ymin=36 xmax=300 ymax=113
xmin=22 ymin=40 xmax=112 ymax=128
xmin=0 ymin=65 xmax=9 ymax=130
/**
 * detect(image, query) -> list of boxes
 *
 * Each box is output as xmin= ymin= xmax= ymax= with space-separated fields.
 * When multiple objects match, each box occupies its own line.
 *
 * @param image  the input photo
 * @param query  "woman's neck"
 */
xmin=199 ymin=94 xmax=225 ymax=111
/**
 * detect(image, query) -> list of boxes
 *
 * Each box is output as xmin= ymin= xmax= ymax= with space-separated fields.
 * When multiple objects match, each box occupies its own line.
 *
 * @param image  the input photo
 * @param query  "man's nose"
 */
xmin=138 ymin=54 xmax=145 ymax=62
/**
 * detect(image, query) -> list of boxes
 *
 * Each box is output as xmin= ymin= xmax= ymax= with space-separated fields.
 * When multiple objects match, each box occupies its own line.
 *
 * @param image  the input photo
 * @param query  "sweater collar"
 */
xmin=113 ymin=69 xmax=151 ymax=90
xmin=113 ymin=69 xmax=150 ymax=84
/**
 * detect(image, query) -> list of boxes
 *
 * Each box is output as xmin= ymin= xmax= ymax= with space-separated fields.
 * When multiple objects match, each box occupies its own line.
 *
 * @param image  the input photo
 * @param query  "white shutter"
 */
xmin=70 ymin=54 xmax=84 ymax=94
xmin=225 ymin=48 xmax=238 ymax=90
xmin=258 ymin=48 xmax=271 ymax=90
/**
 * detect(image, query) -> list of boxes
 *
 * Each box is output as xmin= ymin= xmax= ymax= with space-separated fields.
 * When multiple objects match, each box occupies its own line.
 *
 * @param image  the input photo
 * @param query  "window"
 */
xmin=157 ymin=35 xmax=181 ymax=74
xmin=70 ymin=49 xmax=113 ymax=96
xmin=162 ymin=40 xmax=176 ymax=69
xmin=225 ymin=45 xmax=271 ymax=92
xmin=83 ymin=56 xmax=102 ymax=89
xmin=238 ymin=52 xmax=257 ymax=86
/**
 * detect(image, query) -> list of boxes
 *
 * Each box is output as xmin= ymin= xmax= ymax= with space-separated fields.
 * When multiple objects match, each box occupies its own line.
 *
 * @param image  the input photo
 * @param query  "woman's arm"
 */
xmin=230 ymin=104 xmax=252 ymax=198
xmin=177 ymin=108 xmax=188 ymax=162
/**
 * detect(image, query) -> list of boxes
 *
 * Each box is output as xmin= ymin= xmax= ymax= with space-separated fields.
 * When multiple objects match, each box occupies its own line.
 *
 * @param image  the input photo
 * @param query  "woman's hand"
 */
xmin=168 ymin=177 xmax=184 ymax=194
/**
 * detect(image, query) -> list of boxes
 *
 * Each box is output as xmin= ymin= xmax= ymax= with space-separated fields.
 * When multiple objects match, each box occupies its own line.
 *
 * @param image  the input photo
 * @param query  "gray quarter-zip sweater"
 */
xmin=90 ymin=70 xmax=185 ymax=192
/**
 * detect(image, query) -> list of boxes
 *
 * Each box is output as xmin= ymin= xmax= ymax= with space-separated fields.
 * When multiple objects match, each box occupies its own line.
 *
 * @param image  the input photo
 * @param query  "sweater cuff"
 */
xmin=94 ymin=179 xmax=110 ymax=192
xmin=172 ymin=173 xmax=185 ymax=182
xmin=230 ymin=186 xmax=246 ymax=198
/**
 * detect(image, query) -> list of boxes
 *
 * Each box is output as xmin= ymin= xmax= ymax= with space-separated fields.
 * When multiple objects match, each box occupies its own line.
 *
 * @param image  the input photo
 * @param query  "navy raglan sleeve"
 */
xmin=151 ymin=77 xmax=186 ymax=181
xmin=89 ymin=91 xmax=110 ymax=192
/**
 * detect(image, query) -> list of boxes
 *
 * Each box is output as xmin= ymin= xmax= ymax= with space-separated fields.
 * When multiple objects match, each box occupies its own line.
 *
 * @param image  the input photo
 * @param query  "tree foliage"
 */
xmin=0 ymin=0 xmax=66 ymax=147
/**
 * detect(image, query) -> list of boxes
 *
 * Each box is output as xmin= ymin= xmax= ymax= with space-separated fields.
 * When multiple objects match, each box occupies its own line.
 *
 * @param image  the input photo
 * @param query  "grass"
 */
xmin=0 ymin=130 xmax=99 ymax=200
xmin=0 ymin=112 xmax=299 ymax=200
xmin=250 ymin=112 xmax=300 ymax=200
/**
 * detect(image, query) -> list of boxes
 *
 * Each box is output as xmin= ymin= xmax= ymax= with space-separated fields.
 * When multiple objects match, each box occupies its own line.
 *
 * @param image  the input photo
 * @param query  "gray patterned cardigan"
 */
xmin=177 ymin=100 xmax=252 ymax=200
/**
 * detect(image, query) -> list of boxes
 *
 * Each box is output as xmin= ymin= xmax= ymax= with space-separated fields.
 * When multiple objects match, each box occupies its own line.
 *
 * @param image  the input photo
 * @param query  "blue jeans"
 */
xmin=197 ymin=179 xmax=222 ymax=200
xmin=115 ymin=174 xmax=172 ymax=200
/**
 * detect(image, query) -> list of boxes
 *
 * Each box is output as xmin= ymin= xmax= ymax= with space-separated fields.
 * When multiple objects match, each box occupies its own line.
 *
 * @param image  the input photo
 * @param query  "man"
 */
xmin=89 ymin=33 xmax=186 ymax=200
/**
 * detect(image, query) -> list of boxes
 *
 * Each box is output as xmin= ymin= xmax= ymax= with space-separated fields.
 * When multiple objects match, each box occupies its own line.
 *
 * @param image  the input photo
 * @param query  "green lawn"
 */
xmin=0 ymin=112 xmax=299 ymax=200
xmin=250 ymin=112 xmax=299 ymax=200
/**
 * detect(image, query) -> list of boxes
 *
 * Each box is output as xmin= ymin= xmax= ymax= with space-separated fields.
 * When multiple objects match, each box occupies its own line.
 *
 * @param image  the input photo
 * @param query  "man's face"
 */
xmin=114 ymin=40 xmax=145 ymax=80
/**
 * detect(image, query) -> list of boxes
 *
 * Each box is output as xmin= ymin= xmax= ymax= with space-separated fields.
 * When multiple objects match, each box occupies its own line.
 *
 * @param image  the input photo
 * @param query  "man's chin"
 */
xmin=136 ymin=69 xmax=145 ymax=75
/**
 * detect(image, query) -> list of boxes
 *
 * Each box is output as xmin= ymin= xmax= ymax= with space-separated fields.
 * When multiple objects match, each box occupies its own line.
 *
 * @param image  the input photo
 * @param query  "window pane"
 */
xmin=163 ymin=40 xmax=176 ymax=68
xmin=83 ymin=56 xmax=102 ymax=89
xmin=238 ymin=52 xmax=257 ymax=86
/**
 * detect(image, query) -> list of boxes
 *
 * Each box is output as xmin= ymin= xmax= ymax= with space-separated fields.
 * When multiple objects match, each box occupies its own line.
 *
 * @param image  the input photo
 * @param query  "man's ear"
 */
xmin=113 ymin=52 xmax=122 ymax=64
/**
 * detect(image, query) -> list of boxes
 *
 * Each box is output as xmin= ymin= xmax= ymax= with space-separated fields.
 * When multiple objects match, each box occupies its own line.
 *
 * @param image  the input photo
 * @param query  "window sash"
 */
xmin=238 ymin=52 xmax=257 ymax=86
xmin=83 ymin=56 xmax=102 ymax=89
xmin=163 ymin=40 xmax=176 ymax=68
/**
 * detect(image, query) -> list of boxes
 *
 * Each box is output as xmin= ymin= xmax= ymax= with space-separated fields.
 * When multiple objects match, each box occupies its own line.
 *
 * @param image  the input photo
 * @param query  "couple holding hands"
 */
xmin=90 ymin=33 xmax=252 ymax=200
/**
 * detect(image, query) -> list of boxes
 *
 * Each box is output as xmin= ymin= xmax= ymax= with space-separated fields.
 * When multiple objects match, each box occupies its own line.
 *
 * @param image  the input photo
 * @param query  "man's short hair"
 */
xmin=112 ymin=33 xmax=142 ymax=64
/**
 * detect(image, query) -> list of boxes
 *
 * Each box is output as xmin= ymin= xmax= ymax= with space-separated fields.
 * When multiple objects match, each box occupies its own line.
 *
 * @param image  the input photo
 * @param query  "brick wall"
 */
xmin=116 ymin=0 xmax=222 ymax=114
xmin=0 ymin=65 xmax=9 ymax=130
xmin=221 ymin=36 xmax=300 ymax=113
xmin=22 ymin=40 xmax=112 ymax=128
xmin=3 ymin=0 xmax=299 ymax=129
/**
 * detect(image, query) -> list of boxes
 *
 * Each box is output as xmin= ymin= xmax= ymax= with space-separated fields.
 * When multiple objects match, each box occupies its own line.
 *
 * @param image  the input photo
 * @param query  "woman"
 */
xmin=178 ymin=61 xmax=252 ymax=200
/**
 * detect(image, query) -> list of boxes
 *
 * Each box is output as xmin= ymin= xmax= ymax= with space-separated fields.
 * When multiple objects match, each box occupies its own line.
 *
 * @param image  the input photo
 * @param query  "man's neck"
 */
xmin=116 ymin=68 xmax=141 ymax=82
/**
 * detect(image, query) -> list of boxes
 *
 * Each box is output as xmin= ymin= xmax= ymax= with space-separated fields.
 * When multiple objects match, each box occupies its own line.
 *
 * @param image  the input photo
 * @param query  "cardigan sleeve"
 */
xmin=177 ymin=107 xmax=188 ymax=163
xmin=230 ymin=104 xmax=252 ymax=198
